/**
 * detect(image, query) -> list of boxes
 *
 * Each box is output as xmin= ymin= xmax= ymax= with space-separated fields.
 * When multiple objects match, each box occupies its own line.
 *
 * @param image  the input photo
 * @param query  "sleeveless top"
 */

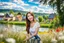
xmin=29 ymin=22 xmax=40 ymax=35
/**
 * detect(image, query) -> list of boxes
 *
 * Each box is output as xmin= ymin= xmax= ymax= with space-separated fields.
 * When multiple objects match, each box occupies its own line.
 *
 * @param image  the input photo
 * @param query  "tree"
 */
xmin=38 ymin=16 xmax=44 ymax=22
xmin=9 ymin=10 xmax=14 ymax=15
xmin=43 ymin=15 xmax=48 ymax=20
xmin=40 ymin=0 xmax=64 ymax=26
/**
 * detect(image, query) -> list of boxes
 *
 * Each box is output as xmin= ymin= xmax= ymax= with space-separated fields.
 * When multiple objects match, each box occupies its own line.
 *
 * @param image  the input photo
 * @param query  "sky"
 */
xmin=0 ymin=0 xmax=56 ymax=14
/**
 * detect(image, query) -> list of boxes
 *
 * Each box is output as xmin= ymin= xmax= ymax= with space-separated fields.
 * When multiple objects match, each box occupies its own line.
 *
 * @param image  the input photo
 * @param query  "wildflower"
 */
xmin=58 ymin=32 xmax=63 ymax=36
xmin=1 ymin=42 xmax=4 ymax=43
xmin=56 ymin=28 xmax=61 ymax=32
xmin=0 ymin=34 xmax=3 ymax=38
xmin=58 ymin=36 xmax=64 ymax=40
xmin=6 ymin=38 xmax=16 ymax=43
xmin=51 ymin=38 xmax=57 ymax=43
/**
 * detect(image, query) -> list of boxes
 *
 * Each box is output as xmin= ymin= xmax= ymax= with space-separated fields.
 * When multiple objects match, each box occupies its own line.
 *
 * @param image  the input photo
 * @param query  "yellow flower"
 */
xmin=1 ymin=42 xmax=4 ymax=43
xmin=38 ymin=31 xmax=48 ymax=35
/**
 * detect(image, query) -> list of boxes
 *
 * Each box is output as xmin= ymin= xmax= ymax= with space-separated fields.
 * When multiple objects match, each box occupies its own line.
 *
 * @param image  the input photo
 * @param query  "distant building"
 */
xmin=48 ymin=13 xmax=55 ymax=21
xmin=16 ymin=13 xmax=22 ymax=21
xmin=0 ymin=13 xmax=4 ymax=20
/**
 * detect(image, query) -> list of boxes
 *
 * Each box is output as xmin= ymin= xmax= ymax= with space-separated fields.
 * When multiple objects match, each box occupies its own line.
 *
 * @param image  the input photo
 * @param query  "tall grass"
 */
xmin=0 ymin=28 xmax=64 ymax=43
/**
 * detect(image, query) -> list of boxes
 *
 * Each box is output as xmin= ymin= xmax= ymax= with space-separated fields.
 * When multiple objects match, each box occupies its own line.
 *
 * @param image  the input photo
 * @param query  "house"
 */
xmin=48 ymin=13 xmax=55 ymax=21
xmin=16 ymin=13 xmax=22 ymax=21
xmin=0 ymin=13 xmax=4 ymax=20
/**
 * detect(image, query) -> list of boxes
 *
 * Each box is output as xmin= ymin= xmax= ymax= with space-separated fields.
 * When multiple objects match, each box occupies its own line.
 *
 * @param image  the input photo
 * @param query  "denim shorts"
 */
xmin=29 ymin=35 xmax=41 ymax=43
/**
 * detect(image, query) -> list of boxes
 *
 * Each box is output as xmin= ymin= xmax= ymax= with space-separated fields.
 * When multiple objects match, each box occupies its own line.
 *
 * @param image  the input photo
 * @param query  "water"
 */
xmin=0 ymin=24 xmax=49 ymax=32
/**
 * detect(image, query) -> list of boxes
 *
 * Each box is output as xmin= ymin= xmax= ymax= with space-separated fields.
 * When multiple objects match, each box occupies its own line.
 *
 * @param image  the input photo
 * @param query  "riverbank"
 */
xmin=0 ymin=21 xmax=51 ymax=28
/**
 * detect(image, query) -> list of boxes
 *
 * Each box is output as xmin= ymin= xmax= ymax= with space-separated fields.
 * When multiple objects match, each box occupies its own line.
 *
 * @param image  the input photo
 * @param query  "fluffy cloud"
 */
xmin=0 ymin=2 xmax=25 ymax=11
xmin=0 ymin=2 xmax=14 ymax=9
xmin=44 ymin=8 xmax=54 ymax=14
xmin=29 ymin=0 xmax=33 ymax=2
xmin=28 ymin=6 xmax=43 ymax=13
xmin=28 ymin=0 xmax=40 ymax=4
xmin=28 ymin=5 xmax=54 ymax=14
xmin=34 ymin=2 xmax=39 ymax=4
xmin=13 ymin=0 xmax=22 ymax=3
xmin=29 ymin=6 xmax=39 ymax=13
xmin=27 ymin=1 xmax=54 ymax=13
xmin=13 ymin=0 xmax=29 ymax=6
xmin=0 ymin=3 xmax=4 ymax=6
xmin=0 ymin=2 xmax=16 ymax=6
xmin=0 ymin=0 xmax=55 ymax=14
xmin=39 ymin=3 xmax=49 ymax=8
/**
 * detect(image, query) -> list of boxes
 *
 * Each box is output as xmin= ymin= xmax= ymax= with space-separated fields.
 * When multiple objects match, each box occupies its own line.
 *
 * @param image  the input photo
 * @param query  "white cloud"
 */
xmin=34 ymin=2 xmax=39 ymax=4
xmin=29 ymin=0 xmax=33 ymax=2
xmin=0 ymin=2 xmax=16 ymax=6
xmin=39 ymin=9 xmax=45 ymax=13
xmin=0 ymin=2 xmax=25 ymax=11
xmin=0 ymin=1 xmax=54 ymax=14
xmin=1 ymin=2 xmax=17 ymax=7
xmin=29 ymin=0 xmax=40 ymax=4
xmin=37 ymin=3 xmax=55 ymax=14
xmin=13 ymin=0 xmax=18 ymax=2
xmin=17 ymin=6 xmax=25 ymax=10
xmin=0 ymin=2 xmax=13 ymax=9
xmin=13 ymin=0 xmax=29 ymax=6
xmin=20 ymin=1 xmax=29 ymax=6
xmin=29 ymin=6 xmax=39 ymax=13
xmin=0 ymin=3 xmax=4 ymax=6
xmin=3 ymin=6 xmax=13 ymax=9
xmin=27 ymin=5 xmax=55 ymax=14
xmin=39 ymin=3 xmax=49 ymax=8
xmin=44 ymin=8 xmax=54 ymax=14
xmin=28 ymin=6 xmax=44 ymax=13
xmin=13 ymin=0 xmax=22 ymax=3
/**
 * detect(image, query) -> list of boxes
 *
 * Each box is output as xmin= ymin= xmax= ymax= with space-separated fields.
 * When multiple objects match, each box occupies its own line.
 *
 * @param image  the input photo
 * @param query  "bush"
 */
xmin=49 ymin=15 xmax=60 ymax=29
xmin=38 ymin=16 xmax=43 ymax=22
xmin=40 ymin=24 xmax=50 ymax=28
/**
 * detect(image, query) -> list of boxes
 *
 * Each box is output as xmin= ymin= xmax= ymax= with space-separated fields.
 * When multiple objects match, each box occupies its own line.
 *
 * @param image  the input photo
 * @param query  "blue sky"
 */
xmin=0 ymin=0 xmax=55 ymax=14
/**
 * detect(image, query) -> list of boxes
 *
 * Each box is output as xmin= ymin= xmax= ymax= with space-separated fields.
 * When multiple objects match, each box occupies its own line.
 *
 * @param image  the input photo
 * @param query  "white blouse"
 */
xmin=29 ymin=22 xmax=40 ymax=35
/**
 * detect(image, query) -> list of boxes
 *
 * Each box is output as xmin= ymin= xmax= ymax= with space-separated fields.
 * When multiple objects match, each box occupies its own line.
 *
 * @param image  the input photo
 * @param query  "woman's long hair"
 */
xmin=26 ymin=12 xmax=35 ymax=34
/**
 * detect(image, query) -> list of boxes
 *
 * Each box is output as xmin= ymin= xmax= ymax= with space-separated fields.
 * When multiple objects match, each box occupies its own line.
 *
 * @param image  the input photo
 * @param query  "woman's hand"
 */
xmin=24 ymin=35 xmax=32 ymax=41
xmin=24 ymin=37 xmax=30 ymax=41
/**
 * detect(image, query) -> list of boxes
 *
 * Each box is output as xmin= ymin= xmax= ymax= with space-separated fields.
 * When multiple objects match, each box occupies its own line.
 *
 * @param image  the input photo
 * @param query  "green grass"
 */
xmin=0 ymin=21 xmax=26 ymax=25
xmin=40 ymin=24 xmax=51 ymax=28
xmin=0 ymin=21 xmax=51 ymax=28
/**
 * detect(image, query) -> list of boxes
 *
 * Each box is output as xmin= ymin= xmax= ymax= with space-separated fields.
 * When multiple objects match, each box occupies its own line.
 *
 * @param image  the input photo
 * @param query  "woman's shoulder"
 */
xmin=35 ymin=22 xmax=40 ymax=27
xmin=36 ymin=22 xmax=40 ymax=25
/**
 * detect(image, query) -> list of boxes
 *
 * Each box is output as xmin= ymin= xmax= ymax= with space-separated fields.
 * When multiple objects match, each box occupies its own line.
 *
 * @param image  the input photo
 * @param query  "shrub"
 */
xmin=38 ymin=16 xmax=43 ymax=22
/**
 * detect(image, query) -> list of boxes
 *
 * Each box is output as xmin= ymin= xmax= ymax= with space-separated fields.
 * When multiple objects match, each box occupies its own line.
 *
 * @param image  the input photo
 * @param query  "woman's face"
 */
xmin=27 ymin=13 xmax=34 ymax=22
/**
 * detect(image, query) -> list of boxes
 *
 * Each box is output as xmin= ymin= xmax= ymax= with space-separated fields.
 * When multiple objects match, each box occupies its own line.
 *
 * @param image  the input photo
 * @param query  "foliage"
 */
xmin=38 ymin=16 xmax=44 ymax=22
xmin=49 ymin=15 xmax=60 ymax=29
xmin=0 ymin=21 xmax=26 ymax=25
xmin=40 ymin=0 xmax=64 ymax=26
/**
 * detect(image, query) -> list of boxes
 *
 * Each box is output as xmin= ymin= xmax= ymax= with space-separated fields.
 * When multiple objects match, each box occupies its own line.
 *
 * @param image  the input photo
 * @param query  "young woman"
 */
xmin=25 ymin=12 xmax=40 ymax=43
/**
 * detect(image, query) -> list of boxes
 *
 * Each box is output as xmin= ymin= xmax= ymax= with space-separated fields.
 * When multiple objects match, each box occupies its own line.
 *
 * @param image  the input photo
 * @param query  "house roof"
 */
xmin=48 ymin=13 xmax=55 ymax=19
xmin=0 ymin=13 xmax=4 ymax=16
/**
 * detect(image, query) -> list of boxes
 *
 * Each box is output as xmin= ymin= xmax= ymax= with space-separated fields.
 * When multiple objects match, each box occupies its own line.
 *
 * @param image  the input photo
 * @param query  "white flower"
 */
xmin=53 ymin=31 xmax=57 ymax=35
xmin=0 ymin=34 xmax=3 ymax=38
xmin=58 ymin=36 xmax=64 ymax=40
xmin=62 ymin=30 xmax=64 ymax=33
xmin=6 ymin=38 xmax=16 ymax=43
xmin=58 ymin=32 xmax=63 ymax=36
xmin=51 ymin=38 xmax=57 ymax=43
